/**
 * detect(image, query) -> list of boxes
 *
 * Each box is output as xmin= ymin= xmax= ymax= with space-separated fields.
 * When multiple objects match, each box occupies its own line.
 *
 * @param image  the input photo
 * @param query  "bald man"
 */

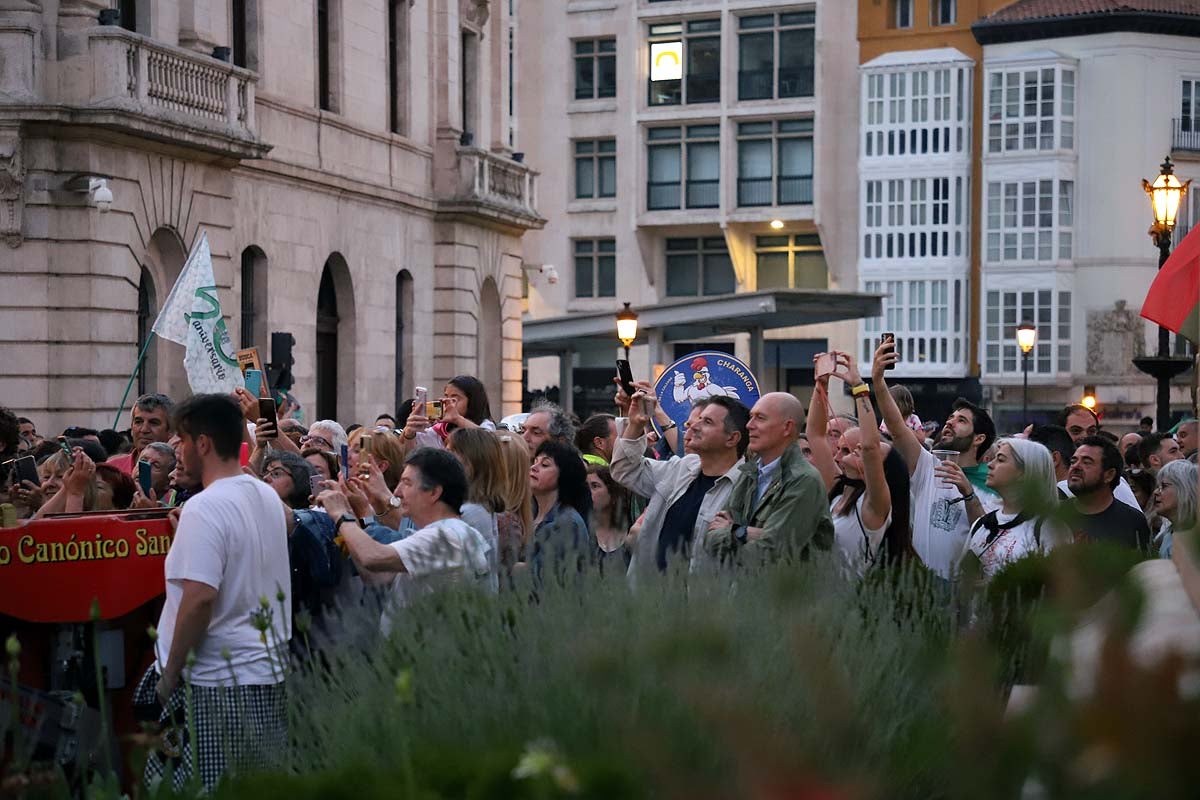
xmin=706 ymin=392 xmax=833 ymax=565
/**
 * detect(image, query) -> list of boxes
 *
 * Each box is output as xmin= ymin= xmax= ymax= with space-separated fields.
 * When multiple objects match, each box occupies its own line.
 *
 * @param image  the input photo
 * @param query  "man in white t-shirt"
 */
xmin=872 ymin=341 xmax=1000 ymax=578
xmin=319 ymin=448 xmax=491 ymax=632
xmin=139 ymin=394 xmax=292 ymax=792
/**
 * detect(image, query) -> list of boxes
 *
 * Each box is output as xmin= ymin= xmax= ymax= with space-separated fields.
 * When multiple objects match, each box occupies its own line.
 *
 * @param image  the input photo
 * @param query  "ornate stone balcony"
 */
xmin=47 ymin=27 xmax=268 ymax=160
xmin=436 ymin=145 xmax=544 ymax=232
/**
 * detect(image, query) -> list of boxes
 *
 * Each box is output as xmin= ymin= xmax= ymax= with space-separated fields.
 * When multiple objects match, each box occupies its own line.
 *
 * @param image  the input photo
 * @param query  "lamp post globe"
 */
xmin=1135 ymin=157 xmax=1194 ymax=431
xmin=1016 ymin=321 xmax=1036 ymax=425
xmin=616 ymin=302 xmax=639 ymax=361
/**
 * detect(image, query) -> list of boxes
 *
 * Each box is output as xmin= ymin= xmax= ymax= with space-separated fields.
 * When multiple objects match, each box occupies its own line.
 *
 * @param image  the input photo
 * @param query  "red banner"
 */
xmin=0 ymin=511 xmax=174 ymax=623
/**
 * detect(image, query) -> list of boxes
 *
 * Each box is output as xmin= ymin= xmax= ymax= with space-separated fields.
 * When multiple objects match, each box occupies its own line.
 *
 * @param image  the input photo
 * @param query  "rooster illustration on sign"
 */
xmin=672 ymin=356 xmax=742 ymax=403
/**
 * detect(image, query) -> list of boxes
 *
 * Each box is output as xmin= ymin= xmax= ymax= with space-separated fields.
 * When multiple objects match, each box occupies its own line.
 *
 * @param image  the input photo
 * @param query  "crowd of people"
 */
xmin=1 ymin=337 xmax=1197 ymax=789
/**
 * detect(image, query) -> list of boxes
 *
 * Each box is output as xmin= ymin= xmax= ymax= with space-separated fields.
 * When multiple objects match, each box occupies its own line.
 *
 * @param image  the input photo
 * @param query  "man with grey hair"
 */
xmin=522 ymin=400 xmax=575 ymax=455
xmin=105 ymin=392 xmax=175 ymax=476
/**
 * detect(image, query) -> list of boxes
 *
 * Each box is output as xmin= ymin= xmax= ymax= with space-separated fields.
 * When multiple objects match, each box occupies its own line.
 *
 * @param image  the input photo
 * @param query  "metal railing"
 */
xmin=1173 ymin=118 xmax=1200 ymax=152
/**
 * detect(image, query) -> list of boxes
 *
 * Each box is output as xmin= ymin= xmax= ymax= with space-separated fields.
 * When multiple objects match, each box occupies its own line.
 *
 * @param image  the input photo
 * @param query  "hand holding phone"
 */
xmin=258 ymin=397 xmax=278 ymax=437
xmin=616 ymin=359 xmax=636 ymax=398
xmin=137 ymin=459 xmax=153 ymax=496
xmin=245 ymin=369 xmax=264 ymax=398
xmin=814 ymin=353 xmax=835 ymax=380
xmin=14 ymin=455 xmax=39 ymax=488
xmin=880 ymin=332 xmax=897 ymax=371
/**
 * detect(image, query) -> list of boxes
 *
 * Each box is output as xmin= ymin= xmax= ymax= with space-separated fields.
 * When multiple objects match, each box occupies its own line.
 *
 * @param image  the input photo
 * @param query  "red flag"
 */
xmin=1141 ymin=224 xmax=1200 ymax=346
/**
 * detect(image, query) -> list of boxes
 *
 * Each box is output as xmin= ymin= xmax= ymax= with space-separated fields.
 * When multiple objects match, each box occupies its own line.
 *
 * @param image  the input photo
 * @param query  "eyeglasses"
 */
xmin=264 ymin=468 xmax=291 ymax=481
xmin=301 ymin=435 xmax=334 ymax=450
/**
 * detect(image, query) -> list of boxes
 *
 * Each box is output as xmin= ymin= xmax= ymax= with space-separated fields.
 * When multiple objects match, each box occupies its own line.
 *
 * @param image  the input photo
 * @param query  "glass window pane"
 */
xmin=793 ymin=251 xmax=828 ymax=289
xmin=597 ymin=255 xmax=616 ymax=297
xmin=738 ymin=32 xmax=773 ymax=100
xmin=739 ymin=15 xmax=774 ymax=29
xmin=703 ymin=252 xmax=736 ymax=295
xmin=738 ymin=140 xmax=772 ymax=178
xmin=687 ymin=37 xmax=721 ymax=103
xmin=648 ymin=145 xmax=681 ymax=181
xmin=778 ymin=29 xmax=815 ymax=97
xmin=757 ymin=252 xmax=789 ymax=289
xmin=598 ymin=156 xmax=616 ymax=197
xmin=666 ymin=253 xmax=698 ymax=296
xmin=575 ymin=157 xmax=594 ymax=199
xmin=574 ymin=56 xmax=593 ymax=99
xmin=688 ymin=141 xmax=719 ymax=180
xmin=574 ymin=255 xmax=592 ymax=297
xmin=597 ymin=55 xmax=616 ymax=98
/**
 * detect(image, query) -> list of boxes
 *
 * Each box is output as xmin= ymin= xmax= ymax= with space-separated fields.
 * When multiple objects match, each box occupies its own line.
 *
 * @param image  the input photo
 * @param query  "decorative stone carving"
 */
xmin=460 ymin=0 xmax=489 ymax=26
xmin=0 ymin=131 xmax=24 ymax=248
xmin=1087 ymin=300 xmax=1145 ymax=375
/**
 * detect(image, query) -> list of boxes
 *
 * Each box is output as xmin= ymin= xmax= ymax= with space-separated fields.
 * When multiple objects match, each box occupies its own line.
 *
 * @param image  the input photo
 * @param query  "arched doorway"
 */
xmin=478 ymin=278 xmax=503 ymax=411
xmin=316 ymin=253 xmax=355 ymax=422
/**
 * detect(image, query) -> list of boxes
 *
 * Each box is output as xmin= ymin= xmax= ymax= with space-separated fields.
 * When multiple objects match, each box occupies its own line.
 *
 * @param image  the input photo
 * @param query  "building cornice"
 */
xmin=973 ymin=11 xmax=1200 ymax=45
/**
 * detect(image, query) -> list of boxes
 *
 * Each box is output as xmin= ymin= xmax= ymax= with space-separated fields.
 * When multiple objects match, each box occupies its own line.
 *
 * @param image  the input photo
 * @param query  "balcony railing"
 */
xmin=1173 ymin=118 xmax=1200 ymax=152
xmin=648 ymin=181 xmax=681 ymax=210
xmin=737 ymin=176 xmax=812 ymax=207
xmin=686 ymin=179 xmax=719 ymax=208
xmin=778 ymin=175 xmax=813 ymax=205
xmin=56 ymin=27 xmax=264 ymax=157
xmin=446 ymin=147 xmax=541 ymax=224
xmin=738 ymin=177 xmax=772 ymax=206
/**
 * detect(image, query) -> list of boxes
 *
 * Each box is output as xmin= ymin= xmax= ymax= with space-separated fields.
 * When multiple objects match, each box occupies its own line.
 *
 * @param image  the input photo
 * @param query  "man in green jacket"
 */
xmin=705 ymin=392 xmax=833 ymax=564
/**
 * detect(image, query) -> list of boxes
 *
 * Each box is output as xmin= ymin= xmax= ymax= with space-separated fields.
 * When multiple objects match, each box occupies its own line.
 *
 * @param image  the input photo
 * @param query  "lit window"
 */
xmin=649 ymin=20 xmax=720 ymax=106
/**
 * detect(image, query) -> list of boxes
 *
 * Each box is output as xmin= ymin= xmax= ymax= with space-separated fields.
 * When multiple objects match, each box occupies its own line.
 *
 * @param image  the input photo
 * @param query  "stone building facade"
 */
xmin=0 ymin=0 xmax=540 ymax=432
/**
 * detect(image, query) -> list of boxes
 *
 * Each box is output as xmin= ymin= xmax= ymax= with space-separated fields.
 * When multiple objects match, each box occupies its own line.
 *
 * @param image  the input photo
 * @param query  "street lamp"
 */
xmin=616 ymin=302 xmax=639 ymax=360
xmin=1134 ymin=157 xmax=1194 ymax=430
xmin=1017 ymin=321 xmax=1037 ymax=424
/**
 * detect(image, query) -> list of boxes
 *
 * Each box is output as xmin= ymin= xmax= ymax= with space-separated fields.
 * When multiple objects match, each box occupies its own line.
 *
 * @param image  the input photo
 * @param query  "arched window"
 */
xmin=240 ymin=246 xmax=268 ymax=349
xmin=315 ymin=253 xmax=356 ymax=422
xmin=478 ymin=278 xmax=503 ymax=412
xmin=316 ymin=266 xmax=339 ymax=420
xmin=394 ymin=269 xmax=413 ymax=415
xmin=137 ymin=267 xmax=156 ymax=396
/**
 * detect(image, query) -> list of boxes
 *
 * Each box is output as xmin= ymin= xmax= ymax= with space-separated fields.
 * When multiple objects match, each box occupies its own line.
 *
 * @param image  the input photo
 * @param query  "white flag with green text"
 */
xmin=150 ymin=232 xmax=244 ymax=394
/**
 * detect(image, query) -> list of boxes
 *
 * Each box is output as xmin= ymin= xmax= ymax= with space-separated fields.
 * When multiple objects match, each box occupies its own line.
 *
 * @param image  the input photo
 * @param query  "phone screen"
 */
xmin=259 ymin=398 xmax=278 ymax=436
xmin=245 ymin=369 xmax=264 ymax=398
xmin=616 ymin=359 xmax=636 ymax=397
xmin=14 ymin=456 xmax=39 ymax=487
xmin=137 ymin=460 xmax=153 ymax=496
xmin=310 ymin=475 xmax=325 ymax=498
xmin=425 ymin=400 xmax=443 ymax=420
xmin=340 ymin=444 xmax=350 ymax=481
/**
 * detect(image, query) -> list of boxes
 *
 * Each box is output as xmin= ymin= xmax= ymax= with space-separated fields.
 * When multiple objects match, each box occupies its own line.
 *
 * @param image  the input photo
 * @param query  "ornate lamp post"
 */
xmin=1135 ymin=157 xmax=1193 ymax=430
xmin=1017 ymin=320 xmax=1036 ymax=424
xmin=616 ymin=302 xmax=639 ymax=361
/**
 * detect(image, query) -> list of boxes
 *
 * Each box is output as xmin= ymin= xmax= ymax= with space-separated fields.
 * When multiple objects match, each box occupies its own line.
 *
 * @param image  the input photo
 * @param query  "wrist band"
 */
xmin=850 ymin=383 xmax=870 ymax=397
xmin=660 ymin=421 xmax=677 ymax=432
xmin=953 ymin=492 xmax=976 ymax=505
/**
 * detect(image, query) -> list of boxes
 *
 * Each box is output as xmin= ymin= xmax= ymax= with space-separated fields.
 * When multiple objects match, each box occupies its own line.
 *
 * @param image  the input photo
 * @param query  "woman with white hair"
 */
xmin=1151 ymin=459 xmax=1198 ymax=558
xmin=962 ymin=437 xmax=1068 ymax=581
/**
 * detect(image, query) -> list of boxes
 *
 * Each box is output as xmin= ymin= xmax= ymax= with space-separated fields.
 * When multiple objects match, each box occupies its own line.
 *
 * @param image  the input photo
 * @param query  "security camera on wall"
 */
xmin=541 ymin=264 xmax=559 ymax=284
xmin=89 ymin=178 xmax=113 ymax=212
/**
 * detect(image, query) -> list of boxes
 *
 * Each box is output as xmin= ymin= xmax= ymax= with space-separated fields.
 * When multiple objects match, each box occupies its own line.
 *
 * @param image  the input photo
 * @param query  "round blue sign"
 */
xmin=652 ymin=351 xmax=761 ymax=434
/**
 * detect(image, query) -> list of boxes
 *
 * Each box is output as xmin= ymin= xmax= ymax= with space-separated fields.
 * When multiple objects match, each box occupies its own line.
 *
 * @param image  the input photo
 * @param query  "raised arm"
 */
xmin=833 ymin=352 xmax=890 ymax=531
xmin=804 ymin=359 xmax=839 ymax=492
xmin=870 ymin=340 xmax=923 ymax=476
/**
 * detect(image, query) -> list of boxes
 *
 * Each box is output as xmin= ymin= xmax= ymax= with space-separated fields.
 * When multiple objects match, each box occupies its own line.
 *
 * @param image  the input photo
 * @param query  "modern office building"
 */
xmin=0 ymin=0 xmax=541 ymax=431
xmin=519 ymin=0 xmax=874 ymax=418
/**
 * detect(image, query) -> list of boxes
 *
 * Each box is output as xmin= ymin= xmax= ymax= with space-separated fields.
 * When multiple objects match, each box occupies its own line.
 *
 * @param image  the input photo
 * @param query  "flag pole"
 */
xmin=112 ymin=334 xmax=155 ymax=429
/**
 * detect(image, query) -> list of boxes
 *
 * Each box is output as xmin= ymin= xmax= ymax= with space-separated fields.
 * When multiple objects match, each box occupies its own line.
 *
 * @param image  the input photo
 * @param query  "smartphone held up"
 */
xmin=881 ymin=332 xmax=897 ymax=371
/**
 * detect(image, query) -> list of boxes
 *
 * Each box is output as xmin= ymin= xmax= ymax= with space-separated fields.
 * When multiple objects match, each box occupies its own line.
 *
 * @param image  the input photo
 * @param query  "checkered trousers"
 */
xmin=134 ymin=666 xmax=288 ymax=792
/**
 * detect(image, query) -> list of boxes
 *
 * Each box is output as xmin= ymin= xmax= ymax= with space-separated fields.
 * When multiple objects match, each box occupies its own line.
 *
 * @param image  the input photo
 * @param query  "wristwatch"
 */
xmin=733 ymin=524 xmax=748 ymax=544
xmin=376 ymin=495 xmax=401 ymax=515
xmin=334 ymin=513 xmax=358 ymax=533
